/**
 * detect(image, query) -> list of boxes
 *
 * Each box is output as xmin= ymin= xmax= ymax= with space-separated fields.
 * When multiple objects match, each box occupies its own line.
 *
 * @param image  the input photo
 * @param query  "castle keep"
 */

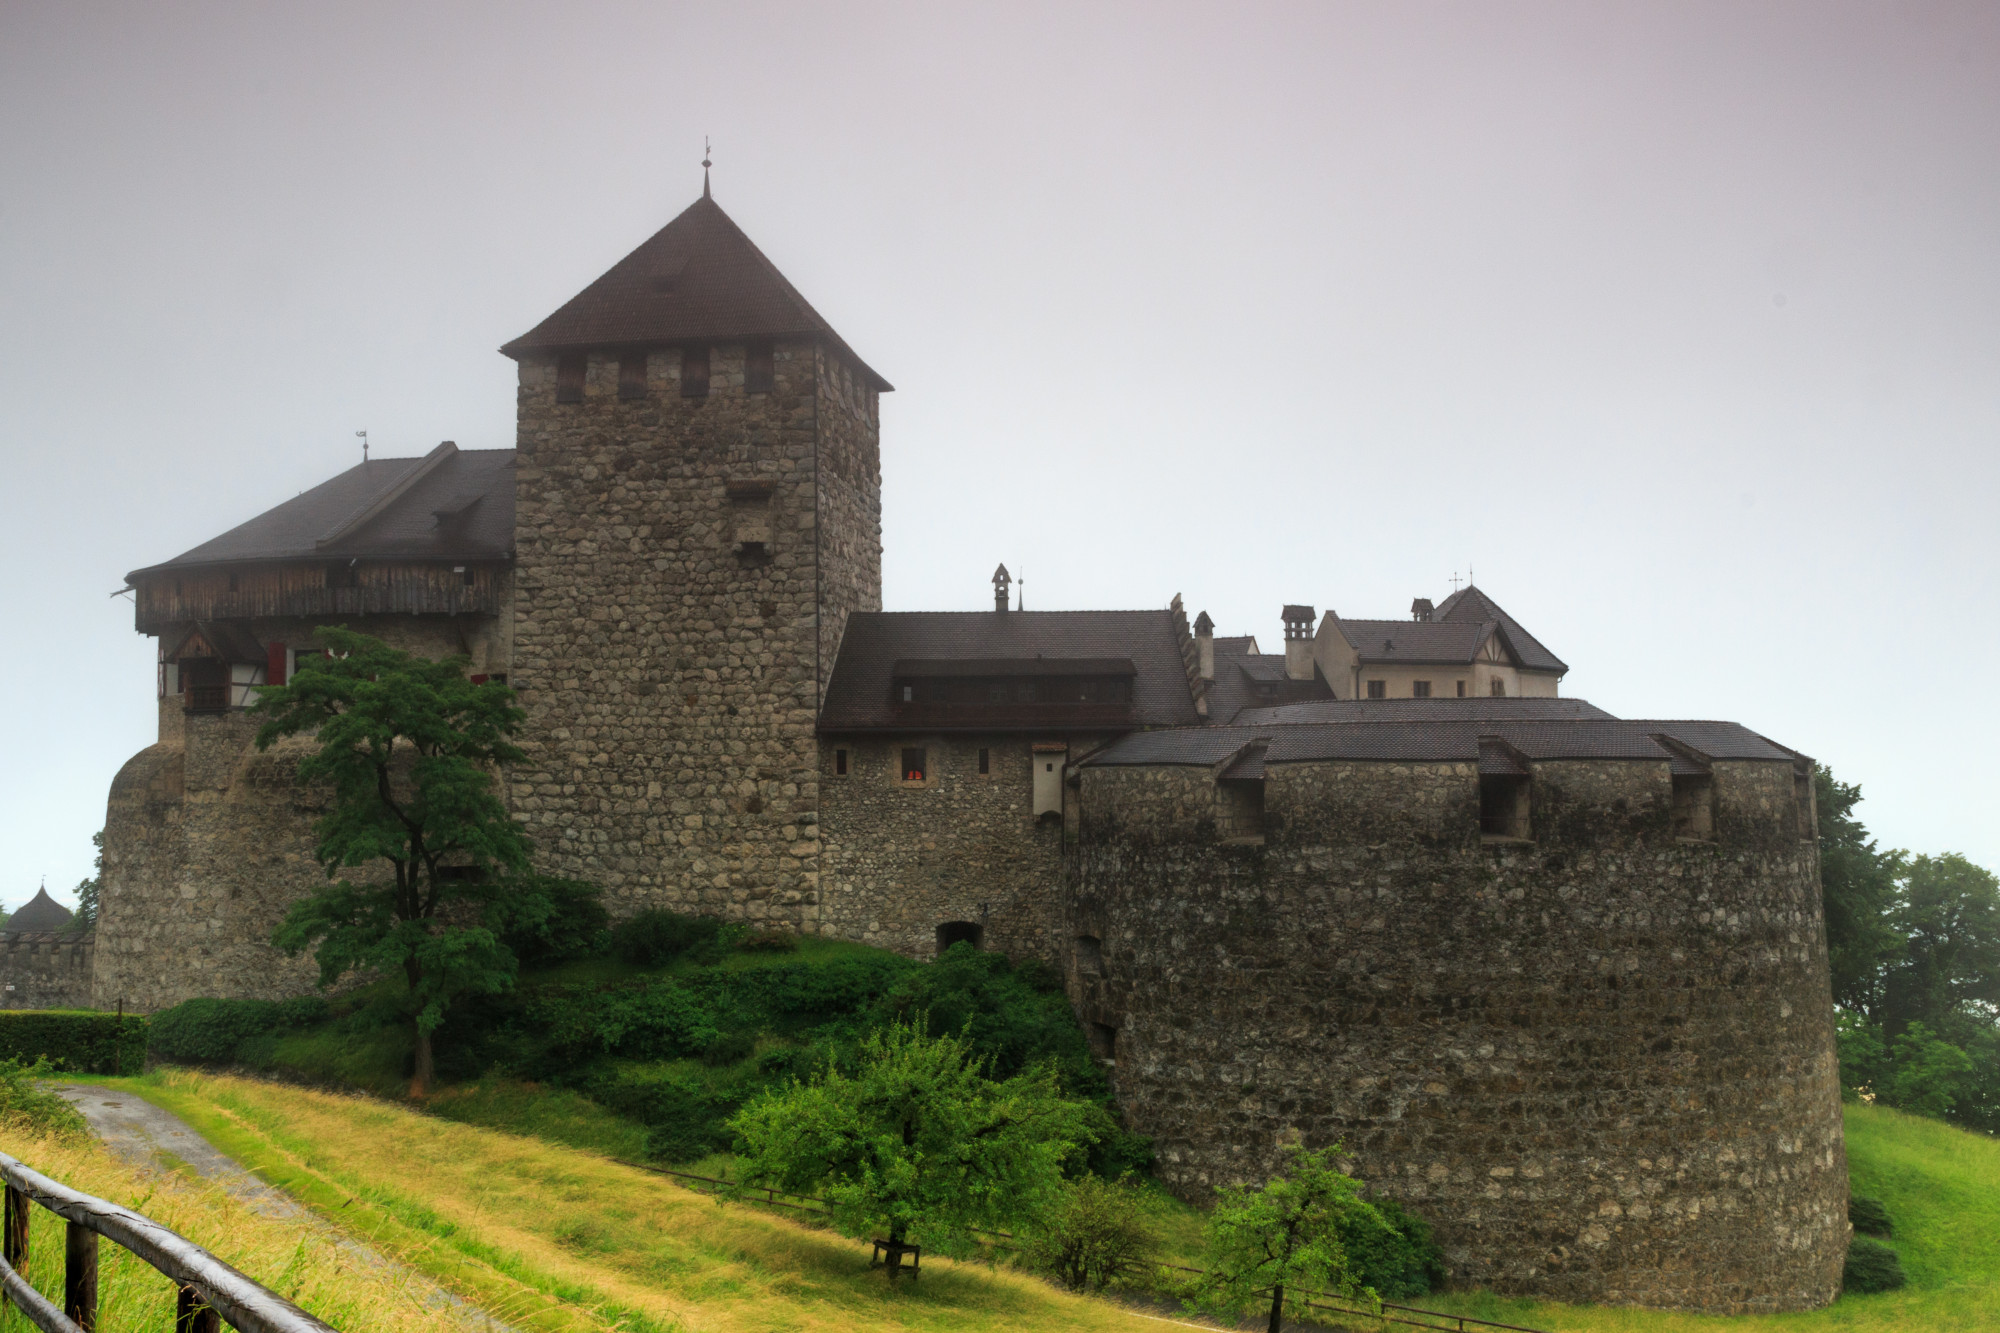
xmin=93 ymin=187 xmax=1847 ymax=1312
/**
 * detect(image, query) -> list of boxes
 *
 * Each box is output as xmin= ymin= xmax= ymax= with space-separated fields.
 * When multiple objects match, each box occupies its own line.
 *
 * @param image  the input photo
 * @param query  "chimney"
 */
xmin=1281 ymin=605 xmax=1315 ymax=681
xmin=1411 ymin=598 xmax=1434 ymax=622
xmin=1194 ymin=610 xmax=1215 ymax=680
xmin=992 ymin=563 xmax=1012 ymax=612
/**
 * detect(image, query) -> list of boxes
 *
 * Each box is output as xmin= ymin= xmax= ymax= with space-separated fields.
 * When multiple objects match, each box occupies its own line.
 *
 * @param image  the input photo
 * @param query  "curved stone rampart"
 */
xmin=1067 ymin=755 xmax=1846 ymax=1312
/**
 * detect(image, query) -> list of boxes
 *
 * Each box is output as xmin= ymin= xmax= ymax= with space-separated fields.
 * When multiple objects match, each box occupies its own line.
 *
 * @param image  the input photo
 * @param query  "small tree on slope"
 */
xmin=728 ymin=1018 xmax=1088 ymax=1279
xmin=1194 ymin=1144 xmax=1384 ymax=1333
xmin=252 ymin=626 xmax=532 ymax=1094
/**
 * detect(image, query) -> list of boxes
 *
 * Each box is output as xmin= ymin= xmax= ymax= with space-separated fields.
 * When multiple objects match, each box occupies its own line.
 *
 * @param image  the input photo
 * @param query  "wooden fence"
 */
xmin=0 ymin=1150 xmax=336 ymax=1333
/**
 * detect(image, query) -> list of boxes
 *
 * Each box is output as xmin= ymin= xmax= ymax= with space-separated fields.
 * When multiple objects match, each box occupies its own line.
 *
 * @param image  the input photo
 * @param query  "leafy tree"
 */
xmin=1023 ymin=1174 xmax=1156 ymax=1292
xmin=1881 ymin=854 xmax=2000 ymax=1038
xmin=728 ymin=1017 xmax=1088 ymax=1278
xmin=1816 ymin=769 xmax=1903 ymax=1012
xmin=1192 ymin=1144 xmax=1384 ymax=1333
xmin=71 ymin=830 xmax=105 ymax=933
xmin=252 ymin=626 xmax=536 ymax=1094
xmin=1879 ymin=1021 xmax=1977 ymax=1119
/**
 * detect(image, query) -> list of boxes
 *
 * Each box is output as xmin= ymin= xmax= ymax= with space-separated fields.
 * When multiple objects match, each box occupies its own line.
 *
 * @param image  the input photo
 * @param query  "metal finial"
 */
xmin=356 ymin=429 xmax=368 ymax=463
xmin=703 ymin=137 xmax=712 ymax=198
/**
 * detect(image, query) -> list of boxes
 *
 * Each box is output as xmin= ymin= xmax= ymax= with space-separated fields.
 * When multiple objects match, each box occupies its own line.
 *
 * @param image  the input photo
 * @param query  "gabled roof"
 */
xmin=1231 ymin=696 xmax=1615 ymax=727
xmin=1201 ymin=638 xmax=1335 ymax=722
xmin=127 ymin=445 xmax=516 ymax=580
xmin=1433 ymin=585 xmax=1567 ymax=674
xmin=6 ymin=887 xmax=74 ymax=933
xmin=820 ymin=610 xmax=1200 ymax=733
xmin=1329 ymin=618 xmax=1500 ymax=666
xmin=499 ymin=193 xmax=891 ymax=390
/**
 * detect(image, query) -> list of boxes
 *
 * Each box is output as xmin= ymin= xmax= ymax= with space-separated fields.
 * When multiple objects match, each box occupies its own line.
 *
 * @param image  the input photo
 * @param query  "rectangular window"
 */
xmin=680 ymin=345 xmax=710 ymax=398
xmin=556 ymin=353 xmax=586 ymax=403
xmin=325 ymin=562 xmax=359 ymax=589
xmin=1456 ymin=680 xmax=1466 ymax=697
xmin=900 ymin=684 xmax=914 ymax=702
xmin=745 ymin=339 xmax=775 ymax=393
xmin=901 ymin=748 xmax=927 ymax=783
xmin=1480 ymin=774 xmax=1530 ymax=839
xmin=1412 ymin=680 xmax=1431 ymax=698
xmin=978 ymin=747 xmax=990 ymax=775
xmin=1366 ymin=680 xmax=1385 ymax=699
xmin=1672 ymin=773 xmax=1715 ymax=839
xmin=1491 ymin=679 xmax=1506 ymax=697
xmin=834 ymin=748 xmax=849 ymax=776
xmin=618 ymin=352 xmax=648 ymax=399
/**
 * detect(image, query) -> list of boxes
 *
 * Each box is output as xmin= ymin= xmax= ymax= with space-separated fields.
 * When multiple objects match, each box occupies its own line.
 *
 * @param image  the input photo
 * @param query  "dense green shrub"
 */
xmin=1842 ymin=1235 xmax=1906 ymax=1293
xmin=0 ymin=1011 xmax=147 ymax=1075
xmin=0 ymin=1058 xmax=88 ymax=1139
xmin=1338 ymin=1196 xmax=1446 ymax=1299
xmin=1849 ymin=1194 xmax=1893 ymax=1237
xmin=495 ymin=876 xmax=609 ymax=966
xmin=1024 ymin=1175 xmax=1156 ymax=1291
xmin=872 ymin=943 xmax=1100 ymax=1094
xmin=737 ymin=929 xmax=798 ymax=954
xmin=611 ymin=910 xmax=737 ymax=967
xmin=701 ymin=1033 xmax=756 ymax=1066
xmin=148 ymin=996 xmax=328 ymax=1066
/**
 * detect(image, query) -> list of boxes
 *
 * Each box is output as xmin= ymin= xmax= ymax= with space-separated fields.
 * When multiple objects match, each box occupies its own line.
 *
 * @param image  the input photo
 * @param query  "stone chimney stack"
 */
xmin=1194 ymin=611 xmax=1215 ymax=680
xmin=992 ymin=563 xmax=1012 ymax=613
xmin=1411 ymin=598 xmax=1434 ymax=623
xmin=1282 ymin=605 xmax=1315 ymax=681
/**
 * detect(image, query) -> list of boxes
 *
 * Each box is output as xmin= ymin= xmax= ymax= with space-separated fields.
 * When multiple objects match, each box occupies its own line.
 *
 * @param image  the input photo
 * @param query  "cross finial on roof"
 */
xmin=703 ymin=137 xmax=712 ymax=198
xmin=1449 ymin=570 xmax=1462 ymax=592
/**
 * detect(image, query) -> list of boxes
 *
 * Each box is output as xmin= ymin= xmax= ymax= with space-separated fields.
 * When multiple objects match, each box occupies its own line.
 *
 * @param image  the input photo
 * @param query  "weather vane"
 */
xmin=703 ymin=137 xmax=712 ymax=197
xmin=356 ymin=429 xmax=368 ymax=463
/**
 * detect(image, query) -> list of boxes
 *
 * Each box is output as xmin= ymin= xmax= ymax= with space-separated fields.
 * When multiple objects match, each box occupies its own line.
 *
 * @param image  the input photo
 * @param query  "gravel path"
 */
xmin=51 ymin=1083 xmax=509 ymax=1331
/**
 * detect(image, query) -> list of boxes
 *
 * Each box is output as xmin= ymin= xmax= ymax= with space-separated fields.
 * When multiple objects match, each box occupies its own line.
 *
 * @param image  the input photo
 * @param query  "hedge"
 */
xmin=0 ymin=1011 xmax=147 ymax=1076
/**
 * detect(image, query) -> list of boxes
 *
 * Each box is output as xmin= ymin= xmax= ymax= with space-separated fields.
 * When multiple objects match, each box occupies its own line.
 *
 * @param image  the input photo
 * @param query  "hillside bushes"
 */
xmin=148 ymin=997 xmax=328 ymax=1066
xmin=0 ymin=1011 xmax=146 ymax=1075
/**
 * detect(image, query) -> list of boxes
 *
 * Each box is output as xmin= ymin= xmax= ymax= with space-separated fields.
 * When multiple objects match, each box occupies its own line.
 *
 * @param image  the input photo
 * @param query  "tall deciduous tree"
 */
xmin=252 ymin=626 xmax=533 ymax=1094
xmin=1194 ymin=1144 xmax=1383 ymax=1333
xmin=728 ymin=1018 xmax=1087 ymax=1278
xmin=1816 ymin=769 xmax=1904 ymax=1013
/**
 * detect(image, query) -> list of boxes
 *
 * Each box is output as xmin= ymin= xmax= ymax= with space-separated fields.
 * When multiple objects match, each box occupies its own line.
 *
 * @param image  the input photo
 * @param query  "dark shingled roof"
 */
xmin=1327 ymin=618 xmax=1494 ymax=666
xmin=499 ymin=193 xmax=890 ymax=390
xmin=821 ymin=611 xmax=1199 ymax=733
xmin=1201 ymin=639 xmax=1335 ymax=722
xmin=1082 ymin=715 xmax=1803 ymax=769
xmin=1232 ymin=697 xmax=1614 ymax=726
xmin=6 ymin=887 xmax=74 ymax=933
xmin=127 ymin=445 xmax=515 ymax=579
xmin=1433 ymin=585 xmax=1567 ymax=674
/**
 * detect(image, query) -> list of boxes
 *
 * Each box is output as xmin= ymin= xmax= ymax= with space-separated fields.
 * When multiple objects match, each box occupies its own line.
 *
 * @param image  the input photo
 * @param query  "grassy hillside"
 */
xmin=64 ymin=1079 xmax=1998 ymax=1333
xmin=106 ymin=1069 xmax=1195 ymax=1333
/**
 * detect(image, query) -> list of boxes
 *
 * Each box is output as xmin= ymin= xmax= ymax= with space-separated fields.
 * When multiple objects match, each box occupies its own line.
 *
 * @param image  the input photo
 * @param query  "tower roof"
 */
xmin=499 ymin=193 xmax=891 ymax=390
xmin=7 ymin=887 xmax=74 ymax=932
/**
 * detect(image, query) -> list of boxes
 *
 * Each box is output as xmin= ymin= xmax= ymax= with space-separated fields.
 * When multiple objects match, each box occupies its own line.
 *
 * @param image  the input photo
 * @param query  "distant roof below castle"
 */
xmin=499 ymin=193 xmax=891 ymax=391
xmin=7 ymin=887 xmax=73 ymax=932
xmin=127 ymin=443 xmax=516 ymax=580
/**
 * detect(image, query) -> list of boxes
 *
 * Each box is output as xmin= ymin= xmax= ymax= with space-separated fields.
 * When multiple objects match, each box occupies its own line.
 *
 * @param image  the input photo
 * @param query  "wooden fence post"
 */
xmin=176 ymin=1283 xmax=220 ymax=1333
xmin=3 ymin=1185 xmax=27 ymax=1268
xmin=64 ymin=1219 xmax=97 ymax=1329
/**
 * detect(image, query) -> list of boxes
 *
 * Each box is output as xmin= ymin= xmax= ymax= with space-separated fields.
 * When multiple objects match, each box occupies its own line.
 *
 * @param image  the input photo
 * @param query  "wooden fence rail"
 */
xmin=615 ymin=1157 xmax=1547 ymax=1333
xmin=0 ymin=1149 xmax=337 ymax=1333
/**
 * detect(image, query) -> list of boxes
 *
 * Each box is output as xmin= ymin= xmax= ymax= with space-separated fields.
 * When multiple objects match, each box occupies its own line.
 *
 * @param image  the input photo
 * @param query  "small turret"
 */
xmin=1281 ymin=604 xmax=1316 ymax=681
xmin=992 ymin=564 xmax=1012 ymax=613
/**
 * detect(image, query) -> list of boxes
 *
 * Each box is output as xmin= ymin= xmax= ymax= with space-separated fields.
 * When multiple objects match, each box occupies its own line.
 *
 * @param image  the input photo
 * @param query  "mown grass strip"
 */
xmin=113 ymin=1070 xmax=1186 ymax=1333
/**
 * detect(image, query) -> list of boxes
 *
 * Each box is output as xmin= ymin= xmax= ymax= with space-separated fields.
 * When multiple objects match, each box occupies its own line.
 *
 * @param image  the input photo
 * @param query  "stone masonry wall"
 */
xmin=1068 ymin=757 xmax=1846 ymax=1313
xmin=95 ymin=613 xmax=497 ymax=1011
xmin=0 ymin=933 xmax=95 ymax=1010
xmin=819 ymin=734 xmax=1106 ymax=966
xmin=508 ymin=340 xmax=880 ymax=924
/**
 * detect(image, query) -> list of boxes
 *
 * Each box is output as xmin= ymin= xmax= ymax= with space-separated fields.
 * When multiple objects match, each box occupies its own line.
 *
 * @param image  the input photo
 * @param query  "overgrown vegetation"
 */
xmin=0 ymin=1057 xmax=88 ymax=1139
xmin=1021 ymin=1175 xmax=1157 ymax=1292
xmin=0 ymin=1010 xmax=147 ymax=1075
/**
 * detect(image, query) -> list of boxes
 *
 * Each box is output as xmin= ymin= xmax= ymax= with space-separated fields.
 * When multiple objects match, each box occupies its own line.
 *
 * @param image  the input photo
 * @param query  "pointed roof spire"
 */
xmin=703 ymin=136 xmax=712 ymax=199
xmin=500 ymin=191 xmax=891 ymax=390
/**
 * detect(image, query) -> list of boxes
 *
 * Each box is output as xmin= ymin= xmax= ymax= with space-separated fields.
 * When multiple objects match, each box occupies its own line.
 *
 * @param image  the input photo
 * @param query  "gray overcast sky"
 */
xmin=3 ymin=1 xmax=1996 ymax=905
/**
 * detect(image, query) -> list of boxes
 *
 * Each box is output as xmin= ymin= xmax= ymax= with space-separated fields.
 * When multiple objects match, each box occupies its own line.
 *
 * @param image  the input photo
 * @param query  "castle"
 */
xmin=89 ymin=186 xmax=1847 ymax=1312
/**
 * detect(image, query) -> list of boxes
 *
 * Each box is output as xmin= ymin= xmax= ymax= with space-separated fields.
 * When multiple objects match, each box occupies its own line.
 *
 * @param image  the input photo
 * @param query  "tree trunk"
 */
xmin=886 ymin=1223 xmax=905 ymax=1282
xmin=410 ymin=1021 xmax=434 ymax=1098
xmin=1266 ymin=1282 xmax=1285 ymax=1333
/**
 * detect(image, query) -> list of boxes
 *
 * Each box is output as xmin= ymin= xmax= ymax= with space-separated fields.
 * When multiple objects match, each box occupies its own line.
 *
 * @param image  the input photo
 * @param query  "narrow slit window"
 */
xmin=902 ymin=748 xmax=927 ymax=782
xmin=556 ymin=353 xmax=586 ymax=403
xmin=1672 ymin=773 xmax=1715 ymax=839
xmin=745 ymin=339 xmax=775 ymax=393
xmin=977 ymin=747 xmax=990 ymax=775
xmin=834 ymin=748 xmax=848 ymax=776
xmin=618 ymin=352 xmax=648 ymax=400
xmin=680 ymin=345 xmax=710 ymax=398
xmin=1456 ymin=680 xmax=1466 ymax=697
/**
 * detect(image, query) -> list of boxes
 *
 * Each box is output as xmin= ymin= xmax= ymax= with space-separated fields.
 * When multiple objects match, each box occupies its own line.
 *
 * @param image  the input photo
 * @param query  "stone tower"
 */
xmin=501 ymin=186 xmax=889 ymax=923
